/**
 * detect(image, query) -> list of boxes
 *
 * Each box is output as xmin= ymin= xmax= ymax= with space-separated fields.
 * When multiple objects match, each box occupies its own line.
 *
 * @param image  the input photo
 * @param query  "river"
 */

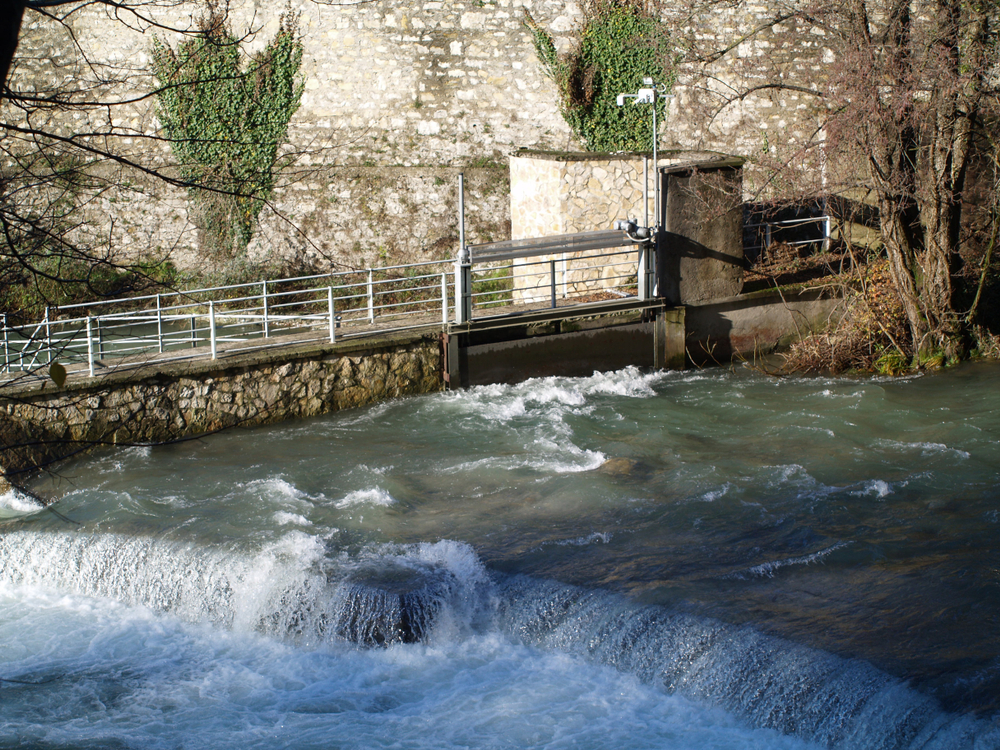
xmin=1 ymin=363 xmax=998 ymax=749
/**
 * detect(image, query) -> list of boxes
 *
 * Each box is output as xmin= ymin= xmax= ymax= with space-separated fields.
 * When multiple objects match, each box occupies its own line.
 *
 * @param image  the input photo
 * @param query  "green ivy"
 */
xmin=152 ymin=8 xmax=303 ymax=259
xmin=525 ymin=1 xmax=676 ymax=153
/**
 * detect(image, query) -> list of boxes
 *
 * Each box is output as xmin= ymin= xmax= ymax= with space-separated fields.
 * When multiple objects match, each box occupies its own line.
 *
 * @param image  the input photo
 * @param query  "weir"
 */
xmin=0 ymin=158 xmax=843 ymax=488
xmin=0 ymin=525 xmax=991 ymax=749
xmin=3 ymin=356 xmax=998 ymax=748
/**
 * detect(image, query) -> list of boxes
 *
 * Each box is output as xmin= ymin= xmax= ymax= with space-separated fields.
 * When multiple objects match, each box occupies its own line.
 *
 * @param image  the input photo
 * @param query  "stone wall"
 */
xmin=0 ymin=333 xmax=442 ymax=491
xmin=6 ymin=0 xmax=832 ymax=272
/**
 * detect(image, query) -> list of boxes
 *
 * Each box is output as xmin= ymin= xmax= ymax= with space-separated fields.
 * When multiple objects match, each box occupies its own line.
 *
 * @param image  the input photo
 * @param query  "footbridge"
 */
xmin=0 ymin=222 xmax=684 ymax=388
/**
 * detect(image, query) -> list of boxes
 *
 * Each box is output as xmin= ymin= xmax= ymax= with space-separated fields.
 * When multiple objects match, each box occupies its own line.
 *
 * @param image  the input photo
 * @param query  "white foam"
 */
xmin=875 ymin=439 xmax=971 ymax=460
xmin=555 ymin=532 xmax=612 ymax=547
xmin=0 ymin=489 xmax=45 ymax=519
xmin=699 ymin=483 xmax=732 ymax=503
xmin=0 ymin=583 xmax=817 ymax=750
xmin=729 ymin=541 xmax=852 ymax=580
xmin=272 ymin=511 xmax=312 ymax=526
xmin=852 ymin=479 xmax=892 ymax=499
xmin=238 ymin=476 xmax=317 ymax=508
xmin=335 ymin=488 xmax=396 ymax=509
xmin=450 ymin=448 xmax=606 ymax=476
xmin=448 ymin=366 xmax=666 ymax=425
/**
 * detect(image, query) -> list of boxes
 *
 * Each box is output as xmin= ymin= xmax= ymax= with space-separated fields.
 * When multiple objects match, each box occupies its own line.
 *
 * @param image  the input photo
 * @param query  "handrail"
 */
xmin=1 ymin=260 xmax=456 ymax=378
xmin=468 ymin=229 xmax=645 ymax=263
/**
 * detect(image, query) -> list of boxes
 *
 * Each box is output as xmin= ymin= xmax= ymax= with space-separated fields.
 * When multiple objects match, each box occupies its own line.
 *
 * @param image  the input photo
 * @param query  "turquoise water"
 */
xmin=2 ymin=363 xmax=999 ymax=748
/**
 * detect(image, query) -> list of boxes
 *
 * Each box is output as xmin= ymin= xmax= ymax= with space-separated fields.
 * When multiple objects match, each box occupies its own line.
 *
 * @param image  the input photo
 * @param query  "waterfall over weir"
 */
xmin=494 ymin=576 xmax=993 ymax=750
xmin=0 ymin=528 xmax=994 ymax=750
xmin=0 ymin=530 xmax=490 ymax=648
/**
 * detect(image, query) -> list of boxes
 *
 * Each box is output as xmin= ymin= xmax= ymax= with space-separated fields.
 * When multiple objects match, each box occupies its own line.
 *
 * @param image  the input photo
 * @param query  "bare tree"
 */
xmin=0 ymin=0 xmax=309 ymax=494
xmin=679 ymin=0 xmax=999 ymax=364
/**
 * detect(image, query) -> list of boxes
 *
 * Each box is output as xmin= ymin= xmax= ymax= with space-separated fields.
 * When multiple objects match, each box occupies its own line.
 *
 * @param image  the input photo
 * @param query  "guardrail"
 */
xmin=1 ymin=260 xmax=453 ymax=377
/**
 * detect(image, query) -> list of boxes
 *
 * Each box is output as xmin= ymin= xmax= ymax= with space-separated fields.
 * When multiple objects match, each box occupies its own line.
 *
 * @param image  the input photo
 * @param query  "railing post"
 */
xmin=86 ymin=316 xmax=95 ymax=378
xmin=189 ymin=315 xmax=197 ymax=349
xmin=156 ymin=294 xmax=164 ymax=353
xmin=1 ymin=313 xmax=8 ymax=374
xmin=96 ymin=317 xmax=105 ymax=358
xmin=638 ymin=243 xmax=651 ymax=301
xmin=550 ymin=259 xmax=557 ymax=309
xmin=209 ymin=301 xmax=217 ymax=359
xmin=455 ymin=246 xmax=472 ymax=324
xmin=328 ymin=286 xmax=336 ymax=343
xmin=561 ymin=254 xmax=568 ymax=299
xmin=441 ymin=272 xmax=448 ymax=326
xmin=262 ymin=280 xmax=270 ymax=338
xmin=44 ymin=307 xmax=52 ymax=365
xmin=367 ymin=269 xmax=375 ymax=323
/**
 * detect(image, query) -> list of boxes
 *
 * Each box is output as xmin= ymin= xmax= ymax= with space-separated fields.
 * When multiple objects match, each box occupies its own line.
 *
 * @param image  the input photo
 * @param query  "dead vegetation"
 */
xmin=780 ymin=258 xmax=912 ymax=375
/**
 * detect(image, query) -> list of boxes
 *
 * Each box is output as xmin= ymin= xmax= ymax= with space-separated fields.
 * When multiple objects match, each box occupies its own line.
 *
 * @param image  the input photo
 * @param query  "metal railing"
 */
xmin=744 ymin=212 xmax=832 ymax=260
xmin=456 ymin=229 xmax=650 ymax=324
xmin=1 ymin=228 xmax=652 ymax=379
xmin=1 ymin=260 xmax=453 ymax=377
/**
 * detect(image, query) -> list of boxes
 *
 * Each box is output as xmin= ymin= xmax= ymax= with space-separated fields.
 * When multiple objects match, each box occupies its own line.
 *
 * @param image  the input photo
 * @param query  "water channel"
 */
xmin=2 ymin=363 xmax=999 ymax=748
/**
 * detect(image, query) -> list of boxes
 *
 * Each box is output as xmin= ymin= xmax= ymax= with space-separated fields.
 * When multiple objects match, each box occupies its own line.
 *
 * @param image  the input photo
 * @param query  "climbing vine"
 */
xmin=152 ymin=7 xmax=303 ymax=259
xmin=525 ymin=0 xmax=677 ymax=153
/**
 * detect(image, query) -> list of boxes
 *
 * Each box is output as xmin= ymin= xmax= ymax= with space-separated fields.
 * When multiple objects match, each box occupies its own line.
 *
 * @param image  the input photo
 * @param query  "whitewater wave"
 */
xmin=335 ymin=488 xmax=397 ymax=509
xmin=725 ymin=541 xmax=852 ymax=580
xmin=0 ymin=489 xmax=45 ymax=519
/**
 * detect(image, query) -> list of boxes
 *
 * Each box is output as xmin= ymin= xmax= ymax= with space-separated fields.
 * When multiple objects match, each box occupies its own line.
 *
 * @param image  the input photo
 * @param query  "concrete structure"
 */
xmin=507 ymin=150 xmax=746 ymax=304
xmin=660 ymin=157 xmax=746 ymax=304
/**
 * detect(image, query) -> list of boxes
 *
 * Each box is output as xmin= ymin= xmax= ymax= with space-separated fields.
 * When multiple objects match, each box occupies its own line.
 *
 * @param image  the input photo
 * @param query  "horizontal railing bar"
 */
xmin=55 ymin=260 xmax=453 ymax=313
xmin=744 ymin=216 xmax=830 ymax=230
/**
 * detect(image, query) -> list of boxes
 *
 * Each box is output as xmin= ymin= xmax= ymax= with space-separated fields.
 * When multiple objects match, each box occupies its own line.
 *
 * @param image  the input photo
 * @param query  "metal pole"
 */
xmin=441 ymin=272 xmax=448 ymax=326
xmin=455 ymin=173 xmax=472 ymax=325
xmin=86 ymin=317 xmax=95 ymax=378
xmin=156 ymin=294 xmax=164 ymax=354
xmin=1 ymin=314 xmax=8 ymax=374
xmin=644 ymin=156 xmax=649 ymax=229
xmin=649 ymin=90 xmax=660 ymax=301
xmin=459 ymin=173 xmax=466 ymax=257
xmin=96 ymin=317 xmax=105 ymax=358
xmin=367 ymin=269 xmax=375 ymax=323
xmin=455 ymin=246 xmax=472 ymax=325
xmin=209 ymin=301 xmax=217 ymax=359
xmin=44 ymin=307 xmax=52 ymax=365
xmin=190 ymin=315 xmax=197 ymax=349
xmin=652 ymin=98 xmax=659 ymax=231
xmin=550 ymin=259 xmax=557 ymax=309
xmin=262 ymin=280 xmax=270 ymax=338
xmin=328 ymin=287 xmax=336 ymax=343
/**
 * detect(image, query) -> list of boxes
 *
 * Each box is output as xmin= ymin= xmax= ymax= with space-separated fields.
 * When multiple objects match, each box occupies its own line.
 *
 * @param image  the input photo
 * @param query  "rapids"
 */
xmin=2 ymin=363 xmax=999 ymax=748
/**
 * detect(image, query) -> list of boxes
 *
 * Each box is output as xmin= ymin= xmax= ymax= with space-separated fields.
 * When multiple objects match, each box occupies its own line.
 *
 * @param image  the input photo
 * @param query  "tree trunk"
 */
xmin=0 ymin=1 xmax=27 ymax=98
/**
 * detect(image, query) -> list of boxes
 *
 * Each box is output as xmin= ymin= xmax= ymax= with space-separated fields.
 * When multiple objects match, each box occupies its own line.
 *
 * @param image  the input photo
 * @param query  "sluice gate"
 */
xmin=443 ymin=298 xmax=685 ymax=388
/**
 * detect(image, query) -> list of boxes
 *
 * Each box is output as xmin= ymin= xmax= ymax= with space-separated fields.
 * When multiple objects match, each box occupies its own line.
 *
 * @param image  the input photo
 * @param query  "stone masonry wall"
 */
xmin=6 ymin=0 xmax=831 ymax=271
xmin=0 ymin=334 xmax=442 ymax=491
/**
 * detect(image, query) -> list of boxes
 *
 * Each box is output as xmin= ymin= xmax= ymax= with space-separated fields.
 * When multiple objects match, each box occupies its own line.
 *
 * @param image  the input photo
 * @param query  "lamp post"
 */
xmin=617 ymin=77 xmax=672 ymax=299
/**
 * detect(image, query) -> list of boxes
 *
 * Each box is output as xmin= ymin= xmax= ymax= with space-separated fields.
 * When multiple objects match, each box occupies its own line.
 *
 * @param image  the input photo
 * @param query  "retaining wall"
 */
xmin=0 ymin=332 xmax=442 ymax=492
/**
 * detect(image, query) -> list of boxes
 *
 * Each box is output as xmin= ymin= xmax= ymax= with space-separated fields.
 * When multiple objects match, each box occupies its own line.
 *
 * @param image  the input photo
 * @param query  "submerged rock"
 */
xmin=596 ymin=457 xmax=653 ymax=478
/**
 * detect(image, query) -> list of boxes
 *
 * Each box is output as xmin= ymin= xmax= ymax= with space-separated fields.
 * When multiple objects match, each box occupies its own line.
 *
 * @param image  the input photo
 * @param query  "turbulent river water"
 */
xmin=2 ymin=363 xmax=999 ymax=749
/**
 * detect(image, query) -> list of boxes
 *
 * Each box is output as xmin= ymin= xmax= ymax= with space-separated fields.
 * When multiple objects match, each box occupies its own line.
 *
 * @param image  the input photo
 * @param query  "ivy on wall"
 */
xmin=152 ymin=7 xmax=303 ymax=259
xmin=525 ymin=0 xmax=676 ymax=153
